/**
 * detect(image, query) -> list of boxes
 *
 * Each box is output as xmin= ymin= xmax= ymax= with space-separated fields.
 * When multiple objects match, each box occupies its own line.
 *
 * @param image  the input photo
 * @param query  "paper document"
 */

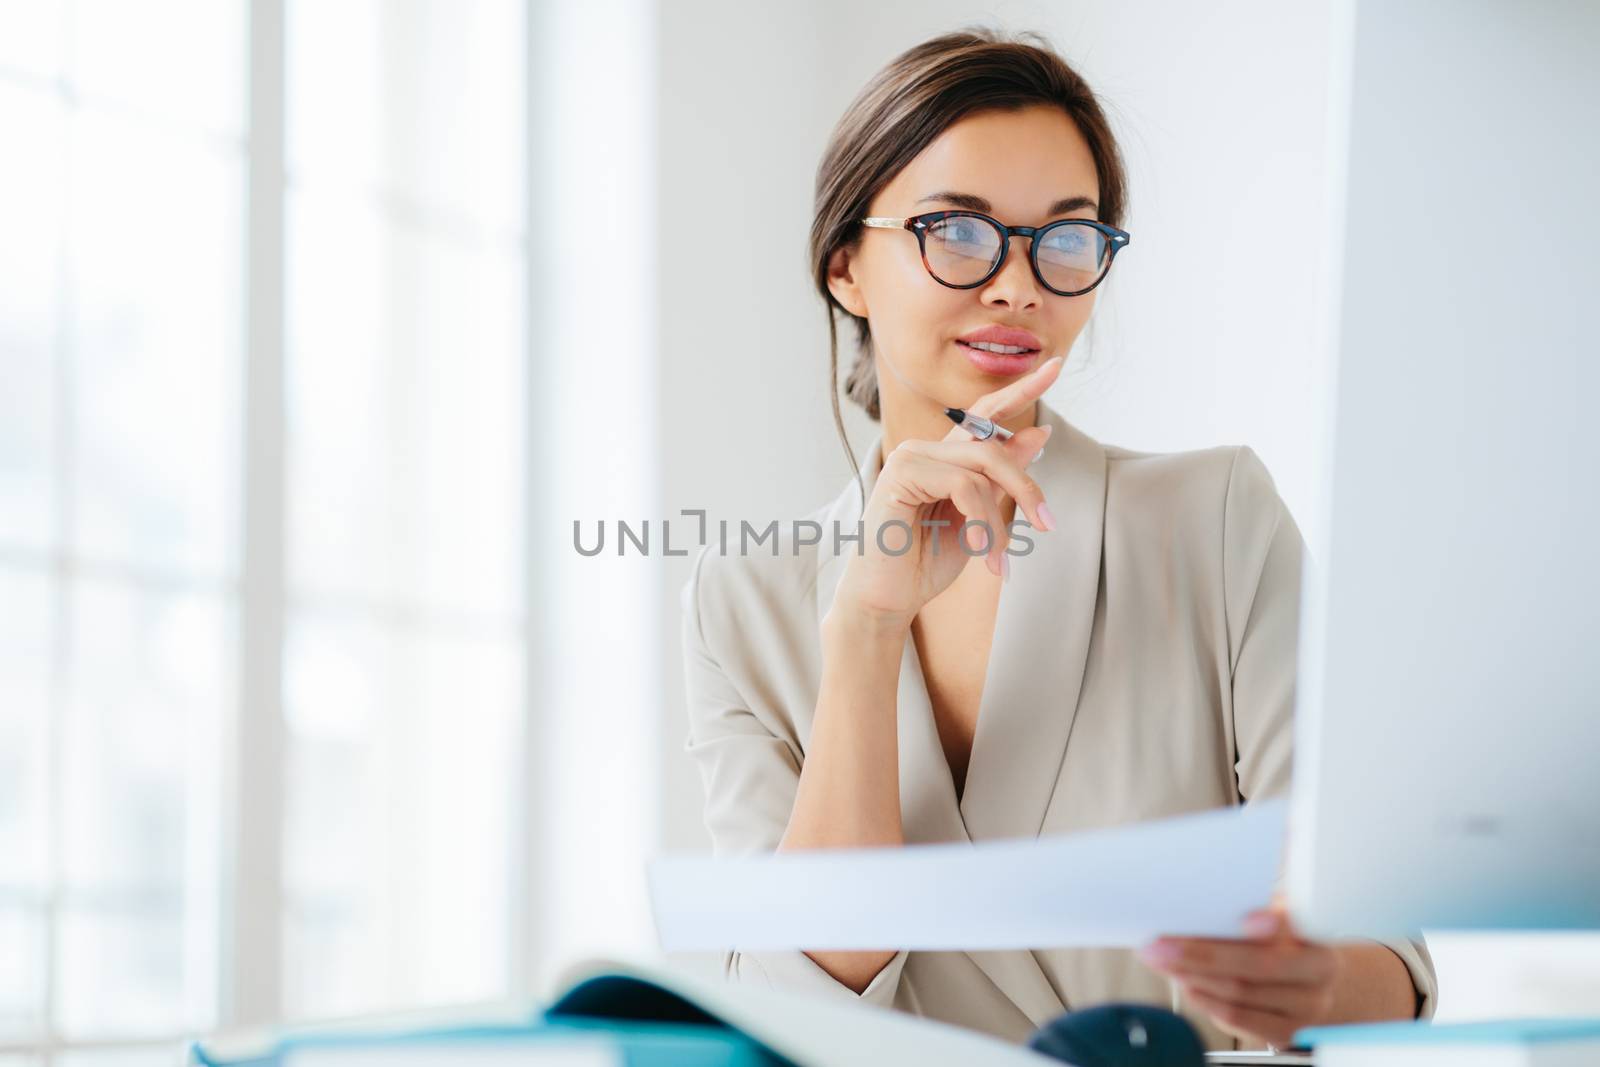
xmin=650 ymin=800 xmax=1286 ymax=952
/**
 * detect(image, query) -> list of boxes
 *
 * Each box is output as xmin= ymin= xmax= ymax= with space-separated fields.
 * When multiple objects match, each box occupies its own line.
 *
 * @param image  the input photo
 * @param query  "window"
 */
xmin=279 ymin=0 xmax=527 ymax=1020
xmin=0 ymin=0 xmax=245 ymax=1050
xmin=0 ymin=0 xmax=534 ymax=1058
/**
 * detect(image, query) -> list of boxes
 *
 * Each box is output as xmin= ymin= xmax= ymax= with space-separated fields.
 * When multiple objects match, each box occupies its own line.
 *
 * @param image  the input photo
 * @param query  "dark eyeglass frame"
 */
xmin=860 ymin=210 xmax=1132 ymax=297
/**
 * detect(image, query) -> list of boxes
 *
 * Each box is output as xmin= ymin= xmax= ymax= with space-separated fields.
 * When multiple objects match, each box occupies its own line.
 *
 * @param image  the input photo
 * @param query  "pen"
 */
xmin=943 ymin=407 xmax=1013 ymax=442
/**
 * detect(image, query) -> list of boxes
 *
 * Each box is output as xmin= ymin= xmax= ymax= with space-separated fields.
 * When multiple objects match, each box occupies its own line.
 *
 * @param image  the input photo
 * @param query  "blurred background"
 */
xmin=0 ymin=0 xmax=1595 ymax=1063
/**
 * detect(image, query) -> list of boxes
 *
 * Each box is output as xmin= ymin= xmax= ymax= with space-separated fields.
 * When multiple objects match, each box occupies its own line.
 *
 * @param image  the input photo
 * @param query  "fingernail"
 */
xmin=1036 ymin=502 xmax=1057 ymax=531
xmin=1243 ymin=913 xmax=1279 ymax=939
xmin=1138 ymin=942 xmax=1180 ymax=966
xmin=1029 ymin=426 xmax=1052 ymax=466
xmin=1000 ymin=553 xmax=1011 ymax=582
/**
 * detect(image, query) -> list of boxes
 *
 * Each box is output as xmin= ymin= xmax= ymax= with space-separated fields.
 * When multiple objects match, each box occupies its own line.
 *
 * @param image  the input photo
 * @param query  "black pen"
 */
xmin=944 ymin=407 xmax=1013 ymax=442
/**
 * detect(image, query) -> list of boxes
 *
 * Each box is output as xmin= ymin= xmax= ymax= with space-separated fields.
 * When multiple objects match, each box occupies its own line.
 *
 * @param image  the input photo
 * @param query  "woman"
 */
xmin=679 ymin=27 xmax=1436 ymax=1053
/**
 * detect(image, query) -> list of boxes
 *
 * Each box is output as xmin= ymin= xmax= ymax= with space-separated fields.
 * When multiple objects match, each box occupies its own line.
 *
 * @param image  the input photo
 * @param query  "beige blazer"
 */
xmin=678 ymin=398 xmax=1436 ymax=1051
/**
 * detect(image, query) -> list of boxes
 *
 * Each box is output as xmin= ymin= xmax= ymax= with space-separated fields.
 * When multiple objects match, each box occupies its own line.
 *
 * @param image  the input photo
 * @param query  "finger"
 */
xmin=1267 ymin=906 xmax=1312 ymax=946
xmin=904 ymin=443 xmax=1042 ymax=566
xmin=885 ymin=452 xmax=1007 ymax=576
xmin=880 ymin=447 xmax=973 ymax=513
xmin=993 ymin=424 xmax=1052 ymax=523
xmin=1241 ymin=908 xmax=1291 ymax=941
xmin=918 ymin=463 xmax=1006 ymax=577
xmin=1183 ymin=988 xmax=1299 ymax=1049
xmin=970 ymin=424 xmax=1053 ymax=491
xmin=1140 ymin=937 xmax=1337 ymax=985
xmin=945 ymin=467 xmax=1008 ymax=576
xmin=990 ymin=422 xmax=1053 ymax=472
xmin=939 ymin=357 xmax=1065 ymax=445
xmin=899 ymin=438 xmax=1051 ymax=533
xmin=1173 ymin=970 xmax=1329 ymax=1021
xmin=968 ymin=354 xmax=1066 ymax=422
xmin=1021 ymin=422 xmax=1054 ymax=466
xmin=984 ymin=475 xmax=1011 ymax=576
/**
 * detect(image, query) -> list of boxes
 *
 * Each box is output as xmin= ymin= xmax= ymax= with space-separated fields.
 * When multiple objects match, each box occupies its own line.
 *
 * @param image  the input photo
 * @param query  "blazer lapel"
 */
xmin=810 ymin=401 xmax=1107 ymax=1029
xmin=959 ymin=400 xmax=1107 ymax=842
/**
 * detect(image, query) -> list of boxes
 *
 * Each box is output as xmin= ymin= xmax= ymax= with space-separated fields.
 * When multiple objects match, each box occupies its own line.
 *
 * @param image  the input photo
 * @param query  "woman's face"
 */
xmin=828 ymin=104 xmax=1105 ymax=416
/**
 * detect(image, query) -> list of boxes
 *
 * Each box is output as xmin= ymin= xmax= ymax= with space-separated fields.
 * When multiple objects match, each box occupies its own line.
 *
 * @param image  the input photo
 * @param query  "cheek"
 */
xmin=1054 ymin=292 xmax=1097 ymax=343
xmin=883 ymin=286 xmax=968 ymax=360
xmin=876 ymin=242 xmax=940 ymax=299
xmin=862 ymin=252 xmax=957 ymax=343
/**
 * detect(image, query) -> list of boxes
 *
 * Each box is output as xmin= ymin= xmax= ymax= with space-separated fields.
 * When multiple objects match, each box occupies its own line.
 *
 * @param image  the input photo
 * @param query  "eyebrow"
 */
xmin=915 ymin=191 xmax=1098 ymax=217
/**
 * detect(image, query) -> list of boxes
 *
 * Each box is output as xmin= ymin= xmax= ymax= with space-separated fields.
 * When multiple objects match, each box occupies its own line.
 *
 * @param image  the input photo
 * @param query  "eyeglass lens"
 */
xmin=922 ymin=216 xmax=1112 ymax=294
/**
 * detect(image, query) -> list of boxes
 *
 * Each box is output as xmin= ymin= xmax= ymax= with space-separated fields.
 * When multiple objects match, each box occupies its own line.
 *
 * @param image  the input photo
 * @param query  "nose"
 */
xmin=980 ymin=234 xmax=1044 ymax=311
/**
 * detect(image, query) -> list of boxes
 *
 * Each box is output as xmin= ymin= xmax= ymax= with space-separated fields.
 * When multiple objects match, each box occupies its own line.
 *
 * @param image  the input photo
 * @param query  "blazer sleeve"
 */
xmin=1221 ymin=446 xmax=1438 ymax=1021
xmin=679 ymin=544 xmax=909 ymax=1006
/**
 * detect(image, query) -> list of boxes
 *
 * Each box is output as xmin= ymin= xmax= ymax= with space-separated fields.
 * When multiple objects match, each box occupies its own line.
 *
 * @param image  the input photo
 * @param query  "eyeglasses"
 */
xmin=860 ymin=210 xmax=1131 ymax=297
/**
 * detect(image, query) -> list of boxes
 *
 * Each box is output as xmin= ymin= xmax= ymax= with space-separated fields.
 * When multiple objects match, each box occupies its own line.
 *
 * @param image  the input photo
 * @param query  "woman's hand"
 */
xmin=832 ymin=357 xmax=1064 ymax=628
xmin=1138 ymin=908 xmax=1339 ymax=1049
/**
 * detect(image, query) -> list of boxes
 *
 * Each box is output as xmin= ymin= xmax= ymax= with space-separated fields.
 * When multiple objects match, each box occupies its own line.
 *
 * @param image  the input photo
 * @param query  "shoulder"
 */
xmin=1101 ymin=440 xmax=1286 ymax=536
xmin=678 ymin=498 xmax=834 ymax=646
xmin=1096 ymin=439 xmax=1300 ymax=606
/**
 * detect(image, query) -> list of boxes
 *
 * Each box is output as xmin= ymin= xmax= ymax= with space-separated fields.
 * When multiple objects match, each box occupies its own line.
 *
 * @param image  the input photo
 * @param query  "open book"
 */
xmin=190 ymin=956 xmax=1058 ymax=1067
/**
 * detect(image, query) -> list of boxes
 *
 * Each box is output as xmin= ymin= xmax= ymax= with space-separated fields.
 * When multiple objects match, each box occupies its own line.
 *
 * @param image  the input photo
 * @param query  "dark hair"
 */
xmin=810 ymin=26 xmax=1129 ymax=494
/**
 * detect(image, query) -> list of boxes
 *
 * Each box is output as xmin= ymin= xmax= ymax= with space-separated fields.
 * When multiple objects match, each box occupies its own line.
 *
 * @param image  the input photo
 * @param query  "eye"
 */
xmin=1044 ymin=227 xmax=1089 ymax=255
xmin=934 ymin=217 xmax=986 ymax=246
xmin=1038 ymin=224 xmax=1104 ymax=270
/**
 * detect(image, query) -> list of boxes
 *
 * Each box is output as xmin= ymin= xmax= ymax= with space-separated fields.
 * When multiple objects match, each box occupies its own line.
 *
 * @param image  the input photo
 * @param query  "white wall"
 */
xmin=655 ymin=0 xmax=869 ymax=863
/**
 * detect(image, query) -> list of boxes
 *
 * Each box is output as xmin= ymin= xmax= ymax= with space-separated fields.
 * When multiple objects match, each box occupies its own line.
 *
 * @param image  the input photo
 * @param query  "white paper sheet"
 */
xmin=649 ymin=800 xmax=1286 ymax=952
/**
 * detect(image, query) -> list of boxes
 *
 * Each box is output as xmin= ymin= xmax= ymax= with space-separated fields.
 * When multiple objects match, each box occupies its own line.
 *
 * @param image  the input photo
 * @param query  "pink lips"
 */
xmin=956 ymin=325 xmax=1043 ymax=350
xmin=959 ymin=341 xmax=1037 ymax=376
xmin=956 ymin=325 xmax=1042 ymax=376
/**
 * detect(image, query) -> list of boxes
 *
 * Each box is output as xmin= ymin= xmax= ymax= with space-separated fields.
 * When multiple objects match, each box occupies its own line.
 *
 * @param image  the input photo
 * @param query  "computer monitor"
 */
xmin=1286 ymin=0 xmax=1600 ymax=939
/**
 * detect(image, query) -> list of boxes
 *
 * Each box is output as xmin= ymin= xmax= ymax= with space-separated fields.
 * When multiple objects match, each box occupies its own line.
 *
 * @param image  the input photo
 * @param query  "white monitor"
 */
xmin=1286 ymin=0 xmax=1600 ymax=939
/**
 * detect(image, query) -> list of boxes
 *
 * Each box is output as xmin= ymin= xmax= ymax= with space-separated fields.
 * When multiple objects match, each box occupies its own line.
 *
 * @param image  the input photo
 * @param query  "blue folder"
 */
xmin=1295 ymin=1017 xmax=1600 ymax=1050
xmin=190 ymin=972 xmax=792 ymax=1067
